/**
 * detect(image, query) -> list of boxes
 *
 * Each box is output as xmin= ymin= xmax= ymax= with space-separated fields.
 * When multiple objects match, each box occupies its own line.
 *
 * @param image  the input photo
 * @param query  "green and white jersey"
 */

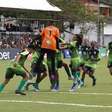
xmin=56 ymin=50 xmax=62 ymax=62
xmin=17 ymin=50 xmax=29 ymax=66
xmin=31 ymin=51 xmax=40 ymax=64
xmin=81 ymin=45 xmax=90 ymax=63
xmin=69 ymin=41 xmax=79 ymax=58
xmin=69 ymin=41 xmax=81 ymax=67
xmin=12 ymin=50 xmax=29 ymax=71
xmin=85 ymin=47 xmax=100 ymax=69
xmin=32 ymin=51 xmax=47 ymax=67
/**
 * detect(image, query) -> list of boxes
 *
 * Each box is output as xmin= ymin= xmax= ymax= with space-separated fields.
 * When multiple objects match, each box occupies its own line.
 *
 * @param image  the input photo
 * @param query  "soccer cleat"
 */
xmin=32 ymin=87 xmax=40 ymax=92
xmin=51 ymin=84 xmax=59 ymax=92
xmin=32 ymin=83 xmax=40 ymax=92
xmin=15 ymin=90 xmax=26 ymax=95
xmin=50 ymin=82 xmax=59 ymax=92
xmin=78 ymin=85 xmax=81 ymax=89
xmin=51 ymin=86 xmax=59 ymax=92
xmin=69 ymin=83 xmax=78 ymax=92
xmin=32 ymin=88 xmax=39 ymax=92
xmin=51 ymin=88 xmax=59 ymax=92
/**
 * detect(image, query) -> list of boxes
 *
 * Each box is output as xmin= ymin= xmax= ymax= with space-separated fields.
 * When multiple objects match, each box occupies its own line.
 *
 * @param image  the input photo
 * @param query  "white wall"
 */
xmin=104 ymin=35 xmax=112 ymax=46
xmin=64 ymin=22 xmax=112 ymax=46
xmin=104 ymin=24 xmax=112 ymax=46
xmin=64 ymin=22 xmax=97 ymax=42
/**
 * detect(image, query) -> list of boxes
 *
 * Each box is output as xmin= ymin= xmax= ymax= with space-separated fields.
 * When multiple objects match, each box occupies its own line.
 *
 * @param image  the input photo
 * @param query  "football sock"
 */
xmin=63 ymin=63 xmax=71 ymax=77
xmin=16 ymin=79 xmax=27 ymax=91
xmin=0 ymin=84 xmax=5 ymax=92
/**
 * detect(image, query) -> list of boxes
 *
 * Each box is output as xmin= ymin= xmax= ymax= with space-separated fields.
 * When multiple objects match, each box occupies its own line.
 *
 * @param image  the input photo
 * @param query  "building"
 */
xmin=81 ymin=0 xmax=110 ymax=16
xmin=63 ymin=0 xmax=112 ymax=45
xmin=79 ymin=0 xmax=112 ymax=46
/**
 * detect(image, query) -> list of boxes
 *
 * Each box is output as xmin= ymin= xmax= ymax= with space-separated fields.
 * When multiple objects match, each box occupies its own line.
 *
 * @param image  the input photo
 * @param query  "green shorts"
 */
xmin=5 ymin=67 xmax=26 ymax=79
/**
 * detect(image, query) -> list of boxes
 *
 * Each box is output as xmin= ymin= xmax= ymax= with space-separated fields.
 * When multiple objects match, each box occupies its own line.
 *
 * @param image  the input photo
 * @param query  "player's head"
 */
xmin=75 ymin=34 xmax=83 ymax=48
xmin=91 ymin=41 xmax=99 ymax=48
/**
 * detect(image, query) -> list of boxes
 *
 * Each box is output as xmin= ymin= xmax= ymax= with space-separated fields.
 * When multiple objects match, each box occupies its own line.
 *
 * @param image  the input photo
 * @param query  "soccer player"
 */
xmin=68 ymin=40 xmax=82 ymax=92
xmin=52 ymin=49 xmax=72 ymax=91
xmin=107 ymin=41 xmax=112 ymax=75
xmin=0 ymin=45 xmax=34 ymax=95
xmin=80 ymin=39 xmax=90 ymax=86
xmin=25 ymin=49 xmax=47 ymax=92
xmin=56 ymin=49 xmax=72 ymax=80
xmin=35 ymin=21 xmax=60 ymax=91
xmin=81 ymin=41 xmax=100 ymax=86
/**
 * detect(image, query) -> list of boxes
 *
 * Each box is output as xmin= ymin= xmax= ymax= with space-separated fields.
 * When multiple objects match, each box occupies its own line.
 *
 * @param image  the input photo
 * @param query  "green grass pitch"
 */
xmin=0 ymin=58 xmax=112 ymax=112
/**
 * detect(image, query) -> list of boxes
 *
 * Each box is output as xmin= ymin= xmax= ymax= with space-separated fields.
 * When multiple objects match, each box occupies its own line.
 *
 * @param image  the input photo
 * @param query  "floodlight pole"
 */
xmin=97 ymin=0 xmax=101 ymax=45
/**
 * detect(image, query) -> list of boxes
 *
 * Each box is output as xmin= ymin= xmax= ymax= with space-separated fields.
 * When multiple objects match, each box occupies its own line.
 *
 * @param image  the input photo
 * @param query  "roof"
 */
xmin=0 ymin=0 xmax=61 ymax=12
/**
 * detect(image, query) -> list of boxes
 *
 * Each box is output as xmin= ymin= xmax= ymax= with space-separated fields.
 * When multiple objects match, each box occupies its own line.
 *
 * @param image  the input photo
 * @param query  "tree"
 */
xmin=48 ymin=0 xmax=98 ymax=23
xmin=48 ymin=0 xmax=99 ymax=35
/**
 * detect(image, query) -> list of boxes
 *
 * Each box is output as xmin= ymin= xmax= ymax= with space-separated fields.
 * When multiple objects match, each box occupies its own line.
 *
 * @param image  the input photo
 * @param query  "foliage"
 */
xmin=100 ymin=0 xmax=112 ymax=5
xmin=48 ymin=0 xmax=98 ymax=23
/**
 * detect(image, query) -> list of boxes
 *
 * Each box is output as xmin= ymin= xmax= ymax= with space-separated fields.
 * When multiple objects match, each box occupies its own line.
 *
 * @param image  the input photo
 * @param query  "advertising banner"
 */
xmin=0 ymin=48 xmax=20 ymax=60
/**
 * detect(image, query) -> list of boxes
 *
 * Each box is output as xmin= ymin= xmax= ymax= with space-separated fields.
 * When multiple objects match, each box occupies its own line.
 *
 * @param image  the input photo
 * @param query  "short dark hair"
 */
xmin=27 ymin=44 xmax=35 ymax=49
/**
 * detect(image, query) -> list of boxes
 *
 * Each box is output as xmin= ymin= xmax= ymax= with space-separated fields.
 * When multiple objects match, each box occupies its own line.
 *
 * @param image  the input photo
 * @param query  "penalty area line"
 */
xmin=0 ymin=100 xmax=112 ymax=108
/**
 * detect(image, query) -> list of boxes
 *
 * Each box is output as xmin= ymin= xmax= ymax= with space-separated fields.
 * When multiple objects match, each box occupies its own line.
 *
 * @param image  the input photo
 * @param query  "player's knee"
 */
xmin=25 ymin=75 xmax=29 ymax=80
xmin=22 ymin=73 xmax=28 ymax=80
xmin=63 ymin=63 xmax=68 ymax=67
xmin=4 ymin=79 xmax=10 ymax=85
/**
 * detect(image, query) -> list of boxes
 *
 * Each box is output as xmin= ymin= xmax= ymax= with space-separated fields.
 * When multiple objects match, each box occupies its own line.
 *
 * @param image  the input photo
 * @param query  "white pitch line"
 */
xmin=0 ymin=100 xmax=112 ymax=108
xmin=71 ymin=92 xmax=112 ymax=96
xmin=36 ymin=92 xmax=112 ymax=96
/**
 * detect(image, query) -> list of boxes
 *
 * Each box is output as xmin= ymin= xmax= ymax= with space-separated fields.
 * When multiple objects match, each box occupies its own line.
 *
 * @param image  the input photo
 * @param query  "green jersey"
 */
xmin=56 ymin=50 xmax=62 ymax=62
xmin=69 ymin=41 xmax=81 ymax=67
xmin=69 ymin=41 xmax=79 ymax=58
xmin=85 ymin=47 xmax=100 ymax=69
xmin=12 ymin=50 xmax=29 ymax=73
xmin=81 ymin=45 xmax=90 ymax=63
xmin=32 ymin=51 xmax=40 ymax=64
xmin=17 ymin=50 xmax=29 ymax=66
xmin=32 ymin=51 xmax=47 ymax=68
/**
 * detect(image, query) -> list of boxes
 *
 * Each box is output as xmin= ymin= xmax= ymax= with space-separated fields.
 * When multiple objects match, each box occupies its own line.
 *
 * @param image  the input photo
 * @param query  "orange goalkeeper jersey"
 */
xmin=41 ymin=25 xmax=60 ymax=51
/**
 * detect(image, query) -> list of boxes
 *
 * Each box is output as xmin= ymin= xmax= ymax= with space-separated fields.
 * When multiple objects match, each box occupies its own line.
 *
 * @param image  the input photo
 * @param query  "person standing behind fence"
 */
xmin=36 ymin=21 xmax=60 ymax=91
